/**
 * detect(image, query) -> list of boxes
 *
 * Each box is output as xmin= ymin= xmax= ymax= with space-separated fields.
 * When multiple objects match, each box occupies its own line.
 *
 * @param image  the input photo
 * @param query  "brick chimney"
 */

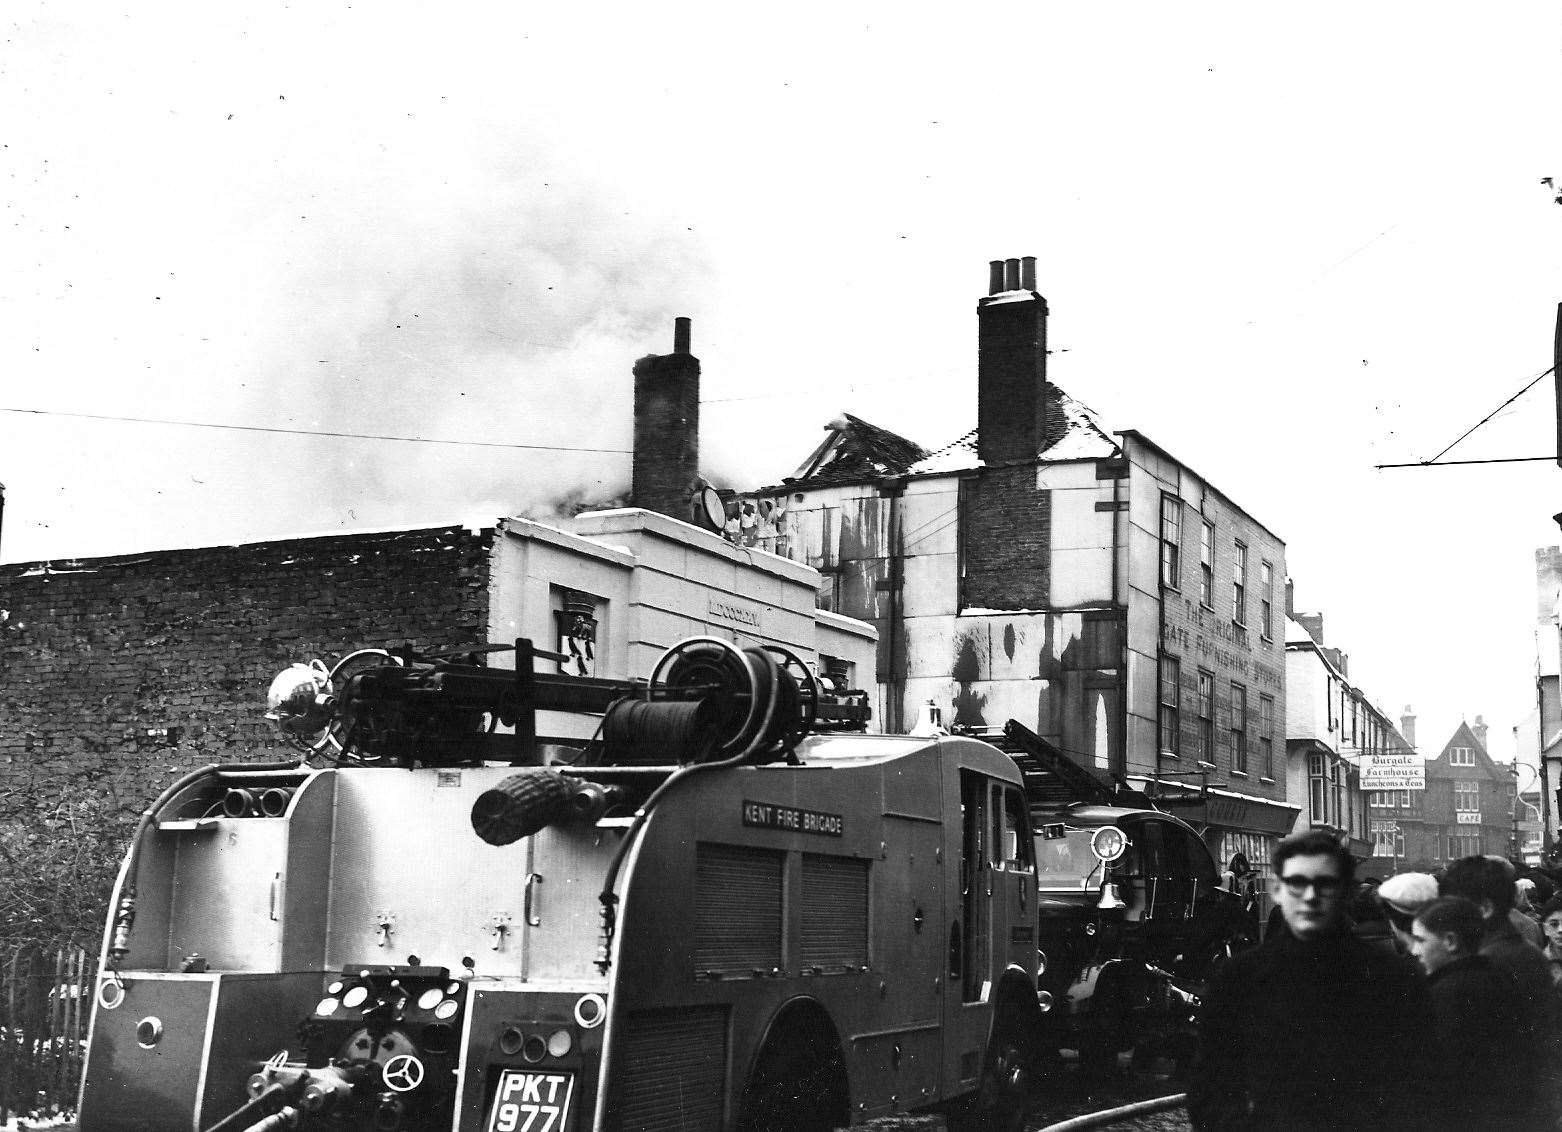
xmin=1472 ymin=714 xmax=1488 ymax=751
xmin=1400 ymin=705 xmax=1416 ymax=750
xmin=631 ymin=317 xmax=700 ymax=520
xmin=1294 ymin=611 xmax=1325 ymax=646
xmin=978 ymin=256 xmax=1058 ymax=466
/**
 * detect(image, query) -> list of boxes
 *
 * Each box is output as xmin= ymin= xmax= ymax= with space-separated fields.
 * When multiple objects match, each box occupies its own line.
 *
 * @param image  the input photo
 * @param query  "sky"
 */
xmin=4 ymin=3 xmax=1561 ymax=767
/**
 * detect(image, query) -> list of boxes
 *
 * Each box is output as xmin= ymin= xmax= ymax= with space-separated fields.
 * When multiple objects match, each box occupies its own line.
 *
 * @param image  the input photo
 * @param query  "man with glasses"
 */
xmin=1188 ymin=830 xmax=1437 ymax=1131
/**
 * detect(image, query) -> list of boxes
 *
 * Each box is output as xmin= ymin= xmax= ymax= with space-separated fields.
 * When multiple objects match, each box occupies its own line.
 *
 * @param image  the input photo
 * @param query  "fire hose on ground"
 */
xmin=1037 ymin=1093 xmax=1188 ymax=1132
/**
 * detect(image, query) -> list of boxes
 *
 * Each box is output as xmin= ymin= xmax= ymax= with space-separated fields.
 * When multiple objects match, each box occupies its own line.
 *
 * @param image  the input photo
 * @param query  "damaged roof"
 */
xmin=776 ymin=387 xmax=1119 ymax=488
xmin=785 ymin=413 xmax=931 ymax=483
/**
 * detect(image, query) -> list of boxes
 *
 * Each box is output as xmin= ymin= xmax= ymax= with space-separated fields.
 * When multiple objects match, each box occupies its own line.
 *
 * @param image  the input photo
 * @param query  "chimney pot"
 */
xmin=1003 ymin=258 xmax=1020 ymax=291
xmin=673 ymin=317 xmax=691 ymax=355
xmin=1020 ymin=256 xmax=1036 ymax=291
xmin=988 ymin=260 xmax=1005 ymax=296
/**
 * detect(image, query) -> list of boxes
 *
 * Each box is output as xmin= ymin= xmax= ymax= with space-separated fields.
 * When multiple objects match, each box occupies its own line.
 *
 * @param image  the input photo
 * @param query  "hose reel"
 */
xmin=470 ymin=638 xmax=819 ymax=847
xmin=267 ymin=633 xmax=833 ymax=771
xmin=643 ymin=637 xmax=816 ymax=760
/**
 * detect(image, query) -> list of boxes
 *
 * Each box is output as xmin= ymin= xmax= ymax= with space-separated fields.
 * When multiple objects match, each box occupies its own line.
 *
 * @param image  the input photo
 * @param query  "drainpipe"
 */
xmin=1112 ymin=460 xmax=1125 ymax=777
xmin=1540 ymin=673 xmax=1554 ymax=859
xmin=883 ymin=476 xmax=908 ymax=733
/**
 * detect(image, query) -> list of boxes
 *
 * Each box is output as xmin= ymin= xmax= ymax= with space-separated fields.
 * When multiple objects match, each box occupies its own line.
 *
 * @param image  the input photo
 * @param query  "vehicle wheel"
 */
xmin=1077 ymin=1029 xmax=1121 ymax=1080
xmin=945 ymin=1032 xmax=1033 ymax=1132
xmin=735 ymin=1039 xmax=848 ymax=1132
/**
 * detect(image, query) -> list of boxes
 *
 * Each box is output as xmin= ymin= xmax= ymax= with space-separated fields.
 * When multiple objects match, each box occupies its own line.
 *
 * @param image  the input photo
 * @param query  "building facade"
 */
xmin=1283 ymin=611 xmax=1409 ymax=877
xmin=0 ymin=511 xmax=873 ymax=818
xmin=1532 ymin=546 xmax=1562 ymax=857
xmin=725 ymin=258 xmax=1297 ymax=865
xmin=1413 ymin=720 xmax=1518 ymax=867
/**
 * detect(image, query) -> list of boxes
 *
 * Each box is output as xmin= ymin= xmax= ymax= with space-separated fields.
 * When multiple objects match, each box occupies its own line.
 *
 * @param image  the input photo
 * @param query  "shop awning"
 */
xmin=1128 ymin=777 xmax=1302 ymax=837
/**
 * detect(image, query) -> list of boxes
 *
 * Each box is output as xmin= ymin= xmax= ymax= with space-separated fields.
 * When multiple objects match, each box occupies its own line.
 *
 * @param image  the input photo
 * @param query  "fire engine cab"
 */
xmin=78 ymin=510 xmax=1045 ymax=1132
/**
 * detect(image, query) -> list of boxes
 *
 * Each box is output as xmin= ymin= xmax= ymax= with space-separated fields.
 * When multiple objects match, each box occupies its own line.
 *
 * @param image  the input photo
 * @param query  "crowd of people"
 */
xmin=1189 ymin=830 xmax=1562 ymax=1130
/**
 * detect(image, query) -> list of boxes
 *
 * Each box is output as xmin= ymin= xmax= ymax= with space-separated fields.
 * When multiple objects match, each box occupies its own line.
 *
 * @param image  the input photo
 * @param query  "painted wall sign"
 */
xmin=708 ymin=597 xmax=762 ymax=629
xmin=741 ymin=800 xmax=844 ymax=836
xmin=1159 ymin=595 xmax=1281 ymax=690
xmin=1362 ymin=754 xmax=1425 ymax=790
xmin=1456 ymin=811 xmax=1482 ymax=825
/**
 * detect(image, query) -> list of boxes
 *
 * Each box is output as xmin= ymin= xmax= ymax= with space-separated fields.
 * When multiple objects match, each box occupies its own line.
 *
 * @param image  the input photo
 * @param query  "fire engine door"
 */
xmin=946 ymin=769 xmax=1014 ymax=1090
xmin=955 ymin=770 xmax=991 ymax=1004
xmin=991 ymin=783 xmax=1034 ymax=970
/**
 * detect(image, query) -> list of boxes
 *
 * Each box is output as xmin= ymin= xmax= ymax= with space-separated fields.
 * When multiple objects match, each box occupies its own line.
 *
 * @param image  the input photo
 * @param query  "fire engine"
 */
xmin=77 ymin=511 xmax=1046 ymax=1132
xmin=988 ymin=720 xmax=1253 ymax=1076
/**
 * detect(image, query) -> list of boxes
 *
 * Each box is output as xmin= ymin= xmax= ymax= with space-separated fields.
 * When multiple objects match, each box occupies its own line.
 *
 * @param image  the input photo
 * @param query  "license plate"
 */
xmin=486 ymin=1070 xmax=576 ymax=1132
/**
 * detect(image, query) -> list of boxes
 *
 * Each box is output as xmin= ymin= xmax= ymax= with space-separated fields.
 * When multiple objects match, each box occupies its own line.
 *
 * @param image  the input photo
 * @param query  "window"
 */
xmin=552 ymin=587 xmax=603 ymax=677
xmin=1307 ymin=753 xmax=1341 ymax=827
xmin=1309 ymin=757 xmax=1327 ymax=824
xmin=1258 ymin=694 xmax=1275 ymax=777
xmin=1160 ymin=495 xmax=1182 ymax=590
xmin=1449 ymin=834 xmax=1481 ymax=859
xmin=1197 ymin=671 xmax=1215 ymax=763
xmin=1370 ymin=791 xmax=1394 ymax=808
xmin=1233 ymin=541 xmax=1248 ymax=625
xmin=1230 ymin=682 xmax=1248 ymax=774
xmin=993 ymin=787 xmax=1033 ymax=869
xmin=1199 ymin=521 xmax=1215 ymax=607
xmin=1455 ymin=781 xmax=1479 ymax=812
xmin=1449 ymin=746 xmax=1474 ymax=767
xmin=1373 ymin=827 xmax=1403 ymax=858
xmin=1259 ymin=560 xmax=1274 ymax=639
xmin=1160 ymin=656 xmax=1181 ymax=757
xmin=1398 ymin=789 xmax=1411 ymax=808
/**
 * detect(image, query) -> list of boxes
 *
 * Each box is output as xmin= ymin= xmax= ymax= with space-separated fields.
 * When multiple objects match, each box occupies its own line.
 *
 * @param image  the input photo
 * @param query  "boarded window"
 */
xmin=695 ymin=843 xmax=783 ymax=974
xmin=801 ymin=854 xmax=870 ymax=971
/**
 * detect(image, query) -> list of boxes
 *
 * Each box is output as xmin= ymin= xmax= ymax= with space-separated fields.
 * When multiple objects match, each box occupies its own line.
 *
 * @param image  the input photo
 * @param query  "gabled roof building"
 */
xmin=1413 ymin=718 xmax=1517 ymax=869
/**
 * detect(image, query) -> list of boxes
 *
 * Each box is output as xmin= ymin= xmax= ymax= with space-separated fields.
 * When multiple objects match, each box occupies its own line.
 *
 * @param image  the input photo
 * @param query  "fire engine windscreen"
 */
xmin=1036 ymin=831 xmax=1098 ymax=886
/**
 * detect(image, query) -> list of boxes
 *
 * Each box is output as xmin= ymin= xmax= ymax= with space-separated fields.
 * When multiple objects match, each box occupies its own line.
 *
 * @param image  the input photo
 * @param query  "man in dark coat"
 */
xmin=1441 ymin=854 xmax=1561 ymax=1122
xmin=1188 ymin=830 xmax=1438 ymax=1131
xmin=1410 ymin=897 xmax=1532 ymax=1129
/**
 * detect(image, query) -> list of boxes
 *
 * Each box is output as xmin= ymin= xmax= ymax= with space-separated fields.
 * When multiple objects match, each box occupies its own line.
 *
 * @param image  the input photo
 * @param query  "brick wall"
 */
xmin=959 ymin=466 xmax=1049 ymax=610
xmin=0 ymin=526 xmax=492 ymax=820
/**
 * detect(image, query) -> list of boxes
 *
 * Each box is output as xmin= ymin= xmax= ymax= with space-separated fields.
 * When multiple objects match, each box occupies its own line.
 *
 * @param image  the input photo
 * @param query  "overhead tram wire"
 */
xmin=1375 ymin=365 xmax=1555 ymax=470
xmin=0 ymin=406 xmax=631 ymax=454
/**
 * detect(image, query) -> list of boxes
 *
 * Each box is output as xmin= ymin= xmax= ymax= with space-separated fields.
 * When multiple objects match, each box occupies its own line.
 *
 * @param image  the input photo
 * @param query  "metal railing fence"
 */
xmin=0 ymin=943 xmax=93 ymax=1119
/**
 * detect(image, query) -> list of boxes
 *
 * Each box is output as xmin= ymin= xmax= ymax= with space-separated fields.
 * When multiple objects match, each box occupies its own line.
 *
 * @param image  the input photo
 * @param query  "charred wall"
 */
xmin=0 ymin=527 xmax=491 ymax=816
